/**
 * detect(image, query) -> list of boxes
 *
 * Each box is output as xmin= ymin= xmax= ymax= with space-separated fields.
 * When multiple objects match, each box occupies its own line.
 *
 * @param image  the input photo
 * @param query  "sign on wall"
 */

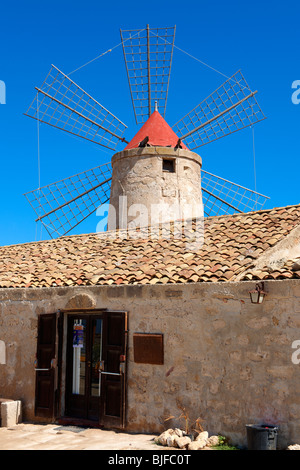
xmin=133 ymin=333 xmax=164 ymax=365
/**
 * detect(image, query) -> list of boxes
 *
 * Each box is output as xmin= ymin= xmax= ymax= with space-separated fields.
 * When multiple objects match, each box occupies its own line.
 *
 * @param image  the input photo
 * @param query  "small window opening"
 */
xmin=162 ymin=158 xmax=175 ymax=173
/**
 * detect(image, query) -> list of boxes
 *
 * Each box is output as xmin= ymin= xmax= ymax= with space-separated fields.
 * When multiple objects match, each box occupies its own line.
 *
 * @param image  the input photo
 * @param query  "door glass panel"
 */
xmin=72 ymin=319 xmax=87 ymax=395
xmin=91 ymin=319 xmax=103 ymax=397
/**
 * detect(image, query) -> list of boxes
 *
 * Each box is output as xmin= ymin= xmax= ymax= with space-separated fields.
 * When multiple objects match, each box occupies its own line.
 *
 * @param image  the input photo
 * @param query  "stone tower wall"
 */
xmin=108 ymin=147 xmax=203 ymax=230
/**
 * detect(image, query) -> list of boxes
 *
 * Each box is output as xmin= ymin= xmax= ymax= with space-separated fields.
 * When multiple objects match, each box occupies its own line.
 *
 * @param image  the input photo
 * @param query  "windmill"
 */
xmin=24 ymin=25 xmax=269 ymax=239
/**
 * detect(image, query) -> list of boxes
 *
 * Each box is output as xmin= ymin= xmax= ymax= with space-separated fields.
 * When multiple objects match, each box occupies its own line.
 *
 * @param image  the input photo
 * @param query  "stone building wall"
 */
xmin=0 ymin=279 xmax=300 ymax=448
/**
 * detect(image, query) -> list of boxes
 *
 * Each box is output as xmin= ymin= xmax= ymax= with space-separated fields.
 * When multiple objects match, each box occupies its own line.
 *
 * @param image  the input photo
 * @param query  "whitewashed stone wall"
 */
xmin=108 ymin=147 xmax=203 ymax=230
xmin=0 ymin=279 xmax=299 ymax=448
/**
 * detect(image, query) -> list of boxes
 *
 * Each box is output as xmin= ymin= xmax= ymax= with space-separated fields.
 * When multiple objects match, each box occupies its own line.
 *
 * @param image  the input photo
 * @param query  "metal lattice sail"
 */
xmin=24 ymin=165 xmax=269 ymax=238
xmin=120 ymin=25 xmax=176 ymax=124
xmin=172 ymin=70 xmax=266 ymax=149
xmin=24 ymin=163 xmax=112 ymax=238
xmin=201 ymin=170 xmax=269 ymax=217
xmin=25 ymin=65 xmax=128 ymax=150
xmin=24 ymin=25 xmax=269 ymax=239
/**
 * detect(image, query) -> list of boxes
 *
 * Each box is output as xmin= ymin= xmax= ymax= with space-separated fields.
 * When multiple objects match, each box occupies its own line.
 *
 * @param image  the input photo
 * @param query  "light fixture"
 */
xmin=249 ymin=282 xmax=267 ymax=304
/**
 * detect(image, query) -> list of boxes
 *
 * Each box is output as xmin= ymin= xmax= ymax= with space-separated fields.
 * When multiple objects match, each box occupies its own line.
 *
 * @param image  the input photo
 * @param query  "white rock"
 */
xmin=196 ymin=438 xmax=208 ymax=449
xmin=174 ymin=428 xmax=184 ymax=437
xmin=196 ymin=431 xmax=209 ymax=441
xmin=287 ymin=444 xmax=300 ymax=450
xmin=155 ymin=429 xmax=174 ymax=446
xmin=188 ymin=439 xmax=207 ymax=450
xmin=174 ymin=436 xmax=192 ymax=449
xmin=166 ymin=434 xmax=178 ymax=447
xmin=207 ymin=435 xmax=219 ymax=447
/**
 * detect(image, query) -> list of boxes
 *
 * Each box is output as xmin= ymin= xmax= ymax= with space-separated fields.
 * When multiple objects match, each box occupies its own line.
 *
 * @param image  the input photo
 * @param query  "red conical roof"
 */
xmin=124 ymin=110 xmax=188 ymax=150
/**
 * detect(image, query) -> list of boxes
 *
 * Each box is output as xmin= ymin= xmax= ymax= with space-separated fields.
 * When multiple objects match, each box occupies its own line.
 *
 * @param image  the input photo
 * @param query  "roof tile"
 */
xmin=0 ymin=204 xmax=300 ymax=288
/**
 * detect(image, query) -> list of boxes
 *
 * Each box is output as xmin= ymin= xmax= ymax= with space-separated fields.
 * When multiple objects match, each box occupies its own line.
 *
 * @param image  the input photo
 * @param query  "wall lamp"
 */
xmin=249 ymin=282 xmax=267 ymax=304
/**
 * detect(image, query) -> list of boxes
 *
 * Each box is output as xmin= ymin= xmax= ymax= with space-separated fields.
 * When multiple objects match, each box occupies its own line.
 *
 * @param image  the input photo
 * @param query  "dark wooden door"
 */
xmin=100 ymin=311 xmax=127 ymax=428
xmin=35 ymin=313 xmax=59 ymax=418
xmin=65 ymin=312 xmax=127 ymax=428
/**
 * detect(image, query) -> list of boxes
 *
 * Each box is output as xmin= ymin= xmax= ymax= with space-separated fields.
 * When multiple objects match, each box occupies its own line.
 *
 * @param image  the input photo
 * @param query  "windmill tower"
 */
xmin=24 ymin=25 xmax=269 ymax=239
xmin=108 ymin=105 xmax=203 ymax=230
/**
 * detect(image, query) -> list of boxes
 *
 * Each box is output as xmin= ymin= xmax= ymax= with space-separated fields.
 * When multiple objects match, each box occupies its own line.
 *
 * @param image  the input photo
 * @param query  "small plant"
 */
xmin=193 ymin=417 xmax=205 ymax=434
xmin=212 ymin=435 xmax=239 ymax=450
xmin=218 ymin=435 xmax=227 ymax=446
xmin=164 ymin=399 xmax=204 ymax=436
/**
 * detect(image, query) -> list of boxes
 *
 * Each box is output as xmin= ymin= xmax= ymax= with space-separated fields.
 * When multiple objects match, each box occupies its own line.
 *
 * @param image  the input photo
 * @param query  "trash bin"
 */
xmin=246 ymin=424 xmax=278 ymax=450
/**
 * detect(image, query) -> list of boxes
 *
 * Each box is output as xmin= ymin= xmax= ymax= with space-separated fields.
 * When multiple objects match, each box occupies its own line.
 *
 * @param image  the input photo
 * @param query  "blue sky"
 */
xmin=0 ymin=0 xmax=299 ymax=246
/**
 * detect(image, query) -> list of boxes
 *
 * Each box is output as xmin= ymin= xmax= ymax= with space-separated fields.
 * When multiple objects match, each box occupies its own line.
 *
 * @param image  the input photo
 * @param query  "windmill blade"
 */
xmin=173 ymin=70 xmax=266 ymax=150
xmin=24 ymin=65 xmax=128 ymax=151
xmin=201 ymin=169 xmax=269 ymax=217
xmin=24 ymin=163 xmax=270 ymax=238
xmin=120 ymin=25 xmax=176 ymax=124
xmin=24 ymin=162 xmax=112 ymax=238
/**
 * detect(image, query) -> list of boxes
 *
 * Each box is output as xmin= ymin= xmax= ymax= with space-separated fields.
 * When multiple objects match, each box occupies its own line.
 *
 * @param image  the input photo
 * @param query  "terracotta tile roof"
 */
xmin=0 ymin=204 xmax=300 ymax=288
xmin=241 ymin=258 xmax=300 ymax=281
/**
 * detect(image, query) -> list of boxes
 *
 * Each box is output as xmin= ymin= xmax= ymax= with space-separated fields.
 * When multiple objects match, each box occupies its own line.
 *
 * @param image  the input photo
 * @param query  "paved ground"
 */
xmin=0 ymin=422 xmax=161 ymax=450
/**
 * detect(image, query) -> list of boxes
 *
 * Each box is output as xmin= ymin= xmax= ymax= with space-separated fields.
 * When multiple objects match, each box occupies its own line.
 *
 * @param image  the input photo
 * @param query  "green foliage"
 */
xmin=212 ymin=435 xmax=239 ymax=451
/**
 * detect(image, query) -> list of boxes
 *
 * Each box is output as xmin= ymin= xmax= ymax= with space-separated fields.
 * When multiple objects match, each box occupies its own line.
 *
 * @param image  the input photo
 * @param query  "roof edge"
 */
xmin=1 ymin=202 xmax=300 ymax=250
xmin=235 ymin=223 xmax=300 ymax=281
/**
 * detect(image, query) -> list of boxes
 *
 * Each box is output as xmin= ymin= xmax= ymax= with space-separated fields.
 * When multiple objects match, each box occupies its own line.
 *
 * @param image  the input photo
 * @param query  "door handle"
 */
xmin=34 ymin=358 xmax=56 ymax=371
xmin=98 ymin=360 xmax=125 ymax=376
xmin=100 ymin=371 xmax=121 ymax=376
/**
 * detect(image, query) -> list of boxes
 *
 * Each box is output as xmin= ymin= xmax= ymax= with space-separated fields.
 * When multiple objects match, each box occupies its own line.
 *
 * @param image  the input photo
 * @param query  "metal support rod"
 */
xmin=120 ymin=28 xmax=139 ymax=125
xmin=147 ymin=24 xmax=151 ymax=117
xmin=202 ymin=187 xmax=243 ymax=213
xmin=41 ymin=196 xmax=110 ymax=238
xmin=24 ymin=114 xmax=122 ymax=151
xmin=181 ymin=90 xmax=258 ymax=140
xmin=51 ymin=64 xmax=127 ymax=127
xmin=35 ymin=87 xmax=128 ymax=144
xmin=35 ymin=177 xmax=112 ymax=222
xmin=202 ymin=170 xmax=270 ymax=199
xmin=163 ymin=24 xmax=176 ymax=118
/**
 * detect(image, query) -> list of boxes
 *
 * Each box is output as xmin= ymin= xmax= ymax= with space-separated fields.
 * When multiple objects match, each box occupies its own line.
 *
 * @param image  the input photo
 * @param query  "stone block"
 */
xmin=106 ymin=286 xmax=125 ymax=298
xmin=174 ymin=436 xmax=192 ymax=449
xmin=65 ymin=293 xmax=96 ymax=309
xmin=164 ymin=289 xmax=183 ymax=299
xmin=1 ymin=400 xmax=22 ymax=427
xmin=126 ymin=285 xmax=144 ymax=298
xmin=188 ymin=439 xmax=207 ymax=450
xmin=0 ymin=398 xmax=13 ymax=420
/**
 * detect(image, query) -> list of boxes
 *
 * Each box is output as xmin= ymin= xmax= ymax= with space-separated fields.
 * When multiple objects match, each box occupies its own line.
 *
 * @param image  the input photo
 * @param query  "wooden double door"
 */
xmin=35 ymin=311 xmax=127 ymax=429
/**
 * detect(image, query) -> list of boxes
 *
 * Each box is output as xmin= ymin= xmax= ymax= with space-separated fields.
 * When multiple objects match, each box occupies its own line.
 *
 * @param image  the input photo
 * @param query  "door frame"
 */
xmin=59 ymin=308 xmax=128 ymax=429
xmin=35 ymin=312 xmax=62 ymax=419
